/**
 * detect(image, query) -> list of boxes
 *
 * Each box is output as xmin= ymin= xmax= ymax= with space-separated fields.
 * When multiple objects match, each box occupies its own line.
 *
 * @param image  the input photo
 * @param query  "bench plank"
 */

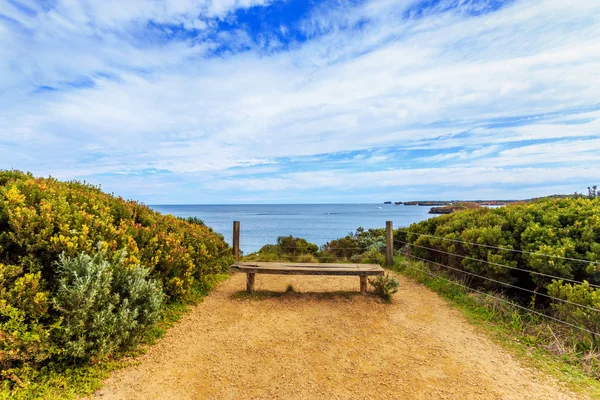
xmin=230 ymin=262 xmax=385 ymax=293
xmin=230 ymin=262 xmax=385 ymax=276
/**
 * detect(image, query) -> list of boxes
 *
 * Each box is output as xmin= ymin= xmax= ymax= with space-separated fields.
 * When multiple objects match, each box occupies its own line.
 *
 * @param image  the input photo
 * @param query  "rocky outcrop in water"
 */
xmin=429 ymin=202 xmax=481 ymax=214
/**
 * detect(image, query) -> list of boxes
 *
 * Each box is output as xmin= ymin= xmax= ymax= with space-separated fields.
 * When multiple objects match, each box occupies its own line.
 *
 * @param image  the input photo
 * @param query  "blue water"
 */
xmin=150 ymin=204 xmax=434 ymax=254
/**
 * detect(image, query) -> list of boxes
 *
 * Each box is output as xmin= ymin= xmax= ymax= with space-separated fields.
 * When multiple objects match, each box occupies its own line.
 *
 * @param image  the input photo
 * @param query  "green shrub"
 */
xmin=0 ymin=264 xmax=54 ymax=378
xmin=110 ymin=254 xmax=165 ymax=347
xmin=276 ymin=236 xmax=318 ymax=255
xmin=322 ymin=236 xmax=360 ymax=259
xmin=0 ymin=170 xmax=231 ymax=300
xmin=247 ymin=237 xmax=319 ymax=262
xmin=369 ymin=273 xmax=399 ymax=301
xmin=350 ymin=249 xmax=386 ymax=266
xmin=398 ymin=196 xmax=600 ymax=338
xmin=0 ymin=171 xmax=231 ymax=394
xmin=547 ymin=280 xmax=600 ymax=337
xmin=321 ymin=227 xmax=386 ymax=259
xmin=400 ymin=197 xmax=600 ymax=294
xmin=52 ymin=250 xmax=164 ymax=361
xmin=295 ymin=253 xmax=318 ymax=263
xmin=177 ymin=216 xmax=205 ymax=226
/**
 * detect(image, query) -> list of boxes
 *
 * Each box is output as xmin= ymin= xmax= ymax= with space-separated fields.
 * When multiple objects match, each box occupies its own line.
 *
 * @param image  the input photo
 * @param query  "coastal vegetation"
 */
xmin=0 ymin=171 xmax=232 ymax=398
xmin=368 ymin=273 xmax=399 ymax=302
xmin=388 ymin=197 xmax=575 ymax=212
xmin=428 ymin=201 xmax=481 ymax=214
xmin=403 ymin=201 xmax=451 ymax=206
xmin=398 ymin=195 xmax=600 ymax=374
xmin=244 ymin=236 xmax=320 ymax=263
xmin=392 ymin=200 xmax=516 ymax=206
xmin=3 ymin=170 xmax=599 ymax=395
xmin=247 ymin=192 xmax=600 ymax=380
xmin=246 ymin=228 xmax=387 ymax=265
xmin=400 ymin=196 xmax=600 ymax=302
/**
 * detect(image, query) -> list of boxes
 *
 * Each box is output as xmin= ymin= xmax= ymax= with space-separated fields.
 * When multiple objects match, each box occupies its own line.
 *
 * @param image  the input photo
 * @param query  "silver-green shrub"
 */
xmin=52 ymin=249 xmax=164 ymax=361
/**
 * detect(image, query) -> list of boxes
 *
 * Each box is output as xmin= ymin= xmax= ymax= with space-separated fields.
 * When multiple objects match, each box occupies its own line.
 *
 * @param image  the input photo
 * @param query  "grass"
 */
xmin=390 ymin=256 xmax=600 ymax=398
xmin=0 ymin=274 xmax=230 ymax=400
xmin=285 ymin=284 xmax=296 ymax=293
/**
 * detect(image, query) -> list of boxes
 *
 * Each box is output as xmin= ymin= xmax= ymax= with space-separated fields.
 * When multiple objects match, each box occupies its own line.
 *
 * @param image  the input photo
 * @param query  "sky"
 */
xmin=1 ymin=0 xmax=599 ymax=204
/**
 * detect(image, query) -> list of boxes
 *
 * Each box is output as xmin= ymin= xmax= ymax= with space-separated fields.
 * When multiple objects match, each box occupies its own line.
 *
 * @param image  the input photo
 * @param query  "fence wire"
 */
xmin=397 ymin=229 xmax=600 ymax=265
xmin=401 ymin=261 xmax=600 ymax=338
xmin=397 ymin=250 xmax=600 ymax=313
xmin=395 ymin=239 xmax=600 ymax=289
xmin=229 ymin=223 xmax=600 ymax=337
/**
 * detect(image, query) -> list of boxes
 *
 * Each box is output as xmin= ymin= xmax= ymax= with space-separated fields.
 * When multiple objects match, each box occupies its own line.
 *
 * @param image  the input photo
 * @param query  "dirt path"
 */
xmin=93 ymin=273 xmax=585 ymax=400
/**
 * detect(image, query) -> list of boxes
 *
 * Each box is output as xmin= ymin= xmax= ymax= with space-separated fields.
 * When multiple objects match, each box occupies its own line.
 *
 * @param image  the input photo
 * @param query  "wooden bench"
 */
xmin=230 ymin=262 xmax=385 ymax=294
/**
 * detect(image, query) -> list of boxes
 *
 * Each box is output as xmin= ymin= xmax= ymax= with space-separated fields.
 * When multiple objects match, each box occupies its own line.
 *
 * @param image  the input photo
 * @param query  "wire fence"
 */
xmin=394 ymin=239 xmax=600 ymax=288
xmin=227 ymin=220 xmax=600 ymax=338
xmin=400 ymin=261 xmax=600 ymax=338
xmin=397 ymin=228 xmax=600 ymax=265
xmin=392 ymin=239 xmax=600 ymax=339
xmin=395 ymin=249 xmax=600 ymax=313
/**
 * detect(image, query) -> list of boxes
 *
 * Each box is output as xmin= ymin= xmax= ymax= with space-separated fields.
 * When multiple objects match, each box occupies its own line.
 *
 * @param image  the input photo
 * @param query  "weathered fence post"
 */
xmin=233 ymin=221 xmax=240 ymax=262
xmin=233 ymin=221 xmax=252 ymax=292
xmin=386 ymin=221 xmax=393 ymax=267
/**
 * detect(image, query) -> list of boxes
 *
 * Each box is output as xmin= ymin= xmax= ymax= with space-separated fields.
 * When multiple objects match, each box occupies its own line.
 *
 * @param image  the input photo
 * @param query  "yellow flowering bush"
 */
xmin=0 ymin=264 xmax=54 ymax=380
xmin=0 ymin=170 xmax=232 ymax=387
xmin=0 ymin=170 xmax=232 ymax=300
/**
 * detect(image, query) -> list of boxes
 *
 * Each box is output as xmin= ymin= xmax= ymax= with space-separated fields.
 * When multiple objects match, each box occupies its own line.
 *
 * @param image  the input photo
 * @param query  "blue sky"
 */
xmin=1 ymin=0 xmax=599 ymax=203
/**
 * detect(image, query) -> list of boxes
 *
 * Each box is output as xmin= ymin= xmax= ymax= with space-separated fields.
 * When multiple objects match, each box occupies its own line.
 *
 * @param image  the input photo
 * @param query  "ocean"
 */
xmin=150 ymin=204 xmax=434 ymax=254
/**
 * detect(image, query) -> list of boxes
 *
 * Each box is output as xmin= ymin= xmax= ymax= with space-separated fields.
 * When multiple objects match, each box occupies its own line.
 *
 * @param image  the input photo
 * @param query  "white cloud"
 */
xmin=421 ymin=145 xmax=500 ymax=162
xmin=482 ymin=139 xmax=600 ymax=167
xmin=201 ymin=166 xmax=600 ymax=192
xmin=1 ymin=0 xmax=599 ymax=202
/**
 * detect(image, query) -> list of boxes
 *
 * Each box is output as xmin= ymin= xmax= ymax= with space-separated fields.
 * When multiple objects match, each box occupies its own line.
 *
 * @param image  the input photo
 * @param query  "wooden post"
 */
xmin=246 ymin=273 xmax=255 ymax=293
xmin=360 ymin=275 xmax=368 ymax=294
xmin=233 ymin=221 xmax=240 ymax=262
xmin=386 ymin=221 xmax=393 ymax=267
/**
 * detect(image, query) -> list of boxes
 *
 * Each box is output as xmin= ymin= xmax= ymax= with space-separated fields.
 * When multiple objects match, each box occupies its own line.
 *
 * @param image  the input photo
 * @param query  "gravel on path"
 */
xmin=92 ymin=272 xmax=586 ymax=400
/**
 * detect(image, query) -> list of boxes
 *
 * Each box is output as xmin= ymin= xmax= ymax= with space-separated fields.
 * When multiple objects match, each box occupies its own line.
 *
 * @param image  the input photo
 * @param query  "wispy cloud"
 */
xmin=0 ymin=0 xmax=599 ymax=203
xmin=420 ymin=145 xmax=500 ymax=162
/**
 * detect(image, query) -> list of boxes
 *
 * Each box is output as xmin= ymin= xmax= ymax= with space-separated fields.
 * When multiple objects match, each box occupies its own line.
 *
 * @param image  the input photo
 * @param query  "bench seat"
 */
xmin=230 ymin=262 xmax=385 ymax=293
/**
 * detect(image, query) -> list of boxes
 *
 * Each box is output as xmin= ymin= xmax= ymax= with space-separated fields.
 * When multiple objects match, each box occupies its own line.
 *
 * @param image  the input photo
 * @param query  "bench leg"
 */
xmin=360 ymin=275 xmax=368 ymax=294
xmin=246 ymin=273 xmax=255 ymax=293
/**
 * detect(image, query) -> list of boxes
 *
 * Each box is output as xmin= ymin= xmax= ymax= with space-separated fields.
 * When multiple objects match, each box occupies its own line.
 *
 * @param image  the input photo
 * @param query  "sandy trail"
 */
xmin=93 ymin=272 xmax=585 ymax=400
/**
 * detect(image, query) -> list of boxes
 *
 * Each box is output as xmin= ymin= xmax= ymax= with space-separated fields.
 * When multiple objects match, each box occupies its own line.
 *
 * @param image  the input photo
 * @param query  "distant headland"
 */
xmin=383 ymin=195 xmax=572 ymax=214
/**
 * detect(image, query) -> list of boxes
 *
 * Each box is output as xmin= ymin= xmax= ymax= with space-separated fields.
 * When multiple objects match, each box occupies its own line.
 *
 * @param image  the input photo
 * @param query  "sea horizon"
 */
xmin=150 ymin=203 xmax=434 ymax=254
